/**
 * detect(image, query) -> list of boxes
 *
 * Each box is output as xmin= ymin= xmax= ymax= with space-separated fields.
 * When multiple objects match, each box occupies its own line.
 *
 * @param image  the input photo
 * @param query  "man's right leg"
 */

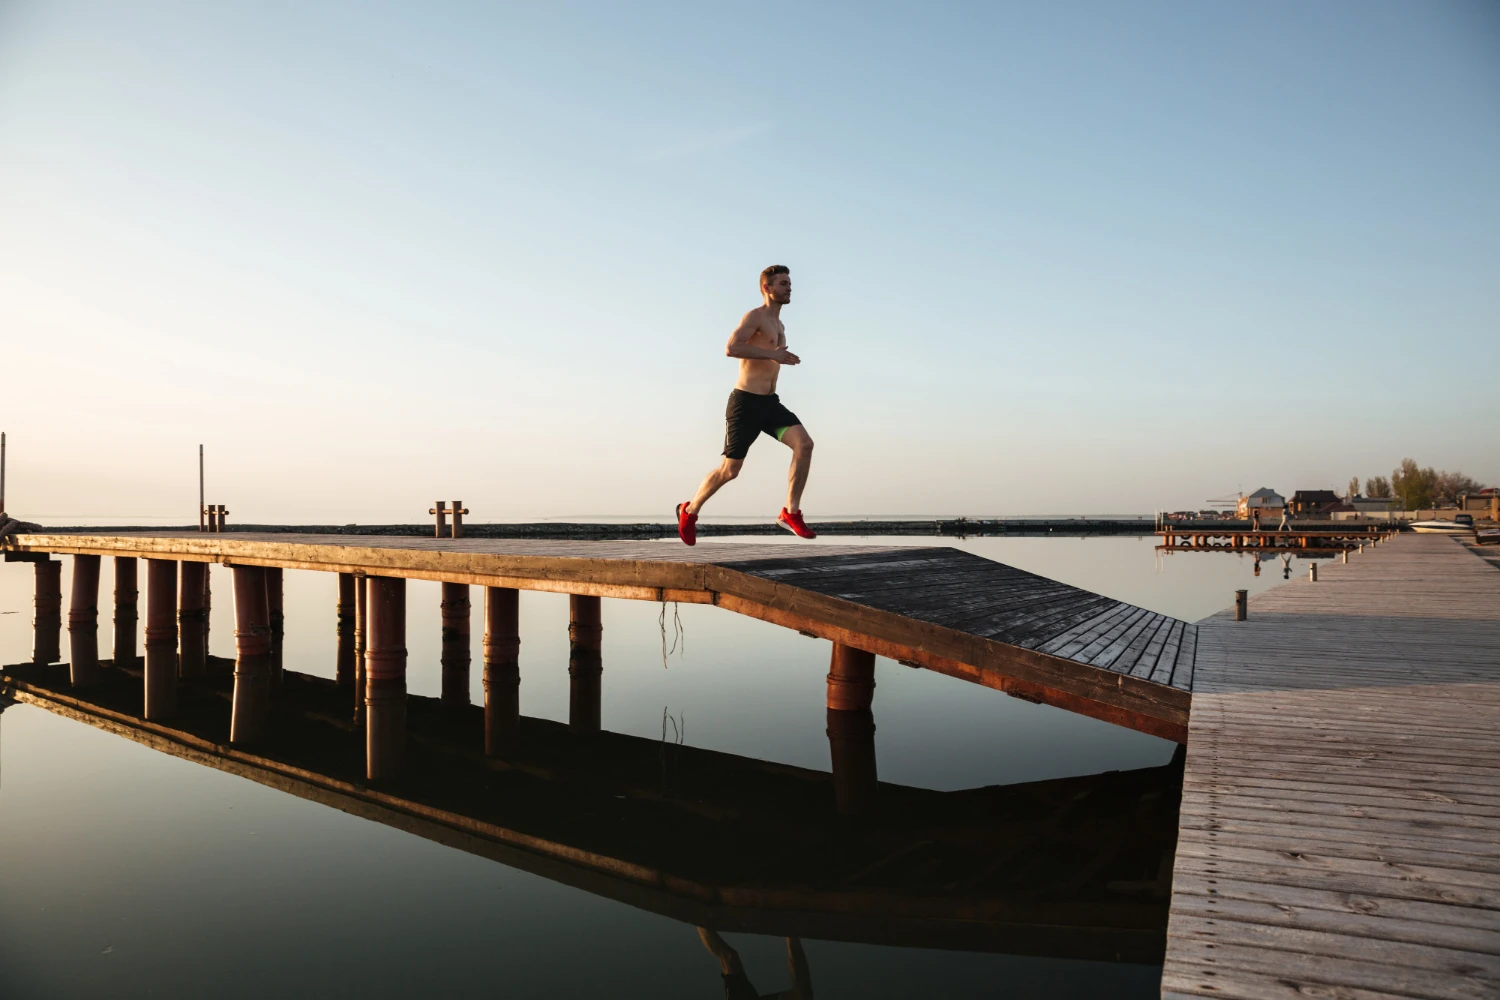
xmin=688 ymin=458 xmax=743 ymax=515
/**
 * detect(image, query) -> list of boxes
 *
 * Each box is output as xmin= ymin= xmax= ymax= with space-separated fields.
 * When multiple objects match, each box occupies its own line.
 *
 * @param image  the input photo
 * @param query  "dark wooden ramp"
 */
xmin=6 ymin=532 xmax=1195 ymax=739
xmin=1164 ymin=535 xmax=1500 ymax=999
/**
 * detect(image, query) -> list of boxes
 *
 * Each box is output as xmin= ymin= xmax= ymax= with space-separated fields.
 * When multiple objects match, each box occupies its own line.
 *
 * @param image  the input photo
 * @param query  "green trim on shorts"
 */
xmin=773 ymin=426 xmax=792 ymax=442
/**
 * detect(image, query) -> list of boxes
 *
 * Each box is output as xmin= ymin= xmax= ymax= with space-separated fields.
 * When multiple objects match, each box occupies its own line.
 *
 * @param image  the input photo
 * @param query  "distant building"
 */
xmin=1236 ymin=488 xmax=1284 ymax=519
xmin=1288 ymin=490 xmax=1342 ymax=516
xmin=1331 ymin=495 xmax=1400 ymax=521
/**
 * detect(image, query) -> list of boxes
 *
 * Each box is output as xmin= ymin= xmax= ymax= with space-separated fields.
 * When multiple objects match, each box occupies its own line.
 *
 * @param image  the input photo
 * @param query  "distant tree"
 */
xmin=1365 ymin=476 xmax=1392 ymax=498
xmin=1347 ymin=476 xmax=1360 ymax=499
xmin=1391 ymin=458 xmax=1437 ymax=511
xmin=1434 ymin=470 xmax=1483 ymax=505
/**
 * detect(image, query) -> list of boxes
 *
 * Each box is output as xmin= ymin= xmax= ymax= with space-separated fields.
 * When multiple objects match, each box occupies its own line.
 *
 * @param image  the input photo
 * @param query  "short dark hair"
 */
xmin=760 ymin=264 xmax=789 ymax=291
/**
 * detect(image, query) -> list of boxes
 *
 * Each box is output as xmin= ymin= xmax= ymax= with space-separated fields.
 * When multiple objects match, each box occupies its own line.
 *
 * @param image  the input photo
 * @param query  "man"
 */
xmin=676 ymin=264 xmax=815 ymax=545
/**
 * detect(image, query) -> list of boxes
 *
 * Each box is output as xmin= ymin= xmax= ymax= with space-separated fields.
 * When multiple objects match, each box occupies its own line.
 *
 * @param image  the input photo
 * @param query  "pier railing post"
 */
xmin=440 ymin=582 xmax=471 ymax=709
xmin=143 ymin=558 xmax=179 ymax=719
xmin=1234 ymin=590 xmax=1248 ymax=621
xmin=365 ymin=577 xmax=408 ymax=779
xmin=32 ymin=559 xmax=61 ymax=664
xmin=336 ymin=573 xmax=357 ymax=687
xmin=113 ymin=557 xmax=138 ymax=669
xmin=483 ymin=587 xmax=521 ymax=755
xmin=230 ymin=566 xmax=272 ymax=744
xmin=568 ymin=595 xmax=602 ymax=733
xmin=68 ymin=554 xmax=101 ymax=686
xmin=178 ymin=562 xmax=207 ymax=679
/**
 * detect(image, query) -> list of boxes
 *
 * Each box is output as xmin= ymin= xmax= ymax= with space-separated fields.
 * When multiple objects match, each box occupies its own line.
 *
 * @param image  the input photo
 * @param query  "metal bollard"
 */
xmin=1234 ymin=589 xmax=1248 ymax=621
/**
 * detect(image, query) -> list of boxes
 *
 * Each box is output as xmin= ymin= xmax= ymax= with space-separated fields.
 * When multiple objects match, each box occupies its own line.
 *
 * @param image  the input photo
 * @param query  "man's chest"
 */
xmin=750 ymin=320 xmax=785 ymax=348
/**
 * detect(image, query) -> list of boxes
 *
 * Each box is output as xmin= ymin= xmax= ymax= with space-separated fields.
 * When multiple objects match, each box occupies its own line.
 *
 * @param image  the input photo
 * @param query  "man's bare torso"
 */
xmin=735 ymin=305 xmax=786 ymax=395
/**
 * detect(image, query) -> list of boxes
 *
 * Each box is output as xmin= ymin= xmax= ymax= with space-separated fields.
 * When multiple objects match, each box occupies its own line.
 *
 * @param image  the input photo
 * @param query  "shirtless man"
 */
xmin=676 ymin=264 xmax=815 ymax=545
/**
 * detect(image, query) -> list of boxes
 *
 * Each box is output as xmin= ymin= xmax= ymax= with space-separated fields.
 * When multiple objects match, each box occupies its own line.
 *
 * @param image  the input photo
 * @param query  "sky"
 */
xmin=1 ymin=0 xmax=1496 ymax=522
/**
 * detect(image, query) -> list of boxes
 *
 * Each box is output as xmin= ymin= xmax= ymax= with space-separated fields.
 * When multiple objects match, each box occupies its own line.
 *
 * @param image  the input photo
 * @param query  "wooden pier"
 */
xmin=1163 ymin=534 xmax=1500 ymax=998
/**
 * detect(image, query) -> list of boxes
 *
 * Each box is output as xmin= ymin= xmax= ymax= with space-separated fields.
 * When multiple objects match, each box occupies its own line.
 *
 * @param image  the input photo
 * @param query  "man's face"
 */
xmin=766 ymin=273 xmax=792 ymax=304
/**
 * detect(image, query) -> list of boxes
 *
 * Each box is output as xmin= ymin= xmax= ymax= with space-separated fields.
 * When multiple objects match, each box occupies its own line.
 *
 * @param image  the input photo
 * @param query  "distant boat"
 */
xmin=1410 ymin=517 xmax=1475 ymax=535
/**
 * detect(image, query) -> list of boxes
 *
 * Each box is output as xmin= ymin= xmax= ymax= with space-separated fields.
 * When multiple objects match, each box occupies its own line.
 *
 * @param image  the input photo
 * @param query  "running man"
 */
xmin=676 ymin=264 xmax=815 ymax=545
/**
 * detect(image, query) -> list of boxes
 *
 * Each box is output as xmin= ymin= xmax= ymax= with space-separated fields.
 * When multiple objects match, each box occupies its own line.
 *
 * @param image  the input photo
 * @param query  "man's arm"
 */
xmin=725 ymin=310 xmax=800 ymax=364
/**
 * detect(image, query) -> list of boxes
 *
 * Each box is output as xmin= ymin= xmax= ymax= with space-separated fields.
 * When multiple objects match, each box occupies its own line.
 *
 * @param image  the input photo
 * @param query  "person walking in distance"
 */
xmin=677 ymin=265 xmax=815 ymax=545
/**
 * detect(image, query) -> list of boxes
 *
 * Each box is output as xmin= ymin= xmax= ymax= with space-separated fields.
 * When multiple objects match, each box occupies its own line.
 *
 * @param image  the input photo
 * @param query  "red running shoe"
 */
xmin=676 ymin=502 xmax=698 ymax=546
xmin=777 ymin=508 xmax=816 ymax=539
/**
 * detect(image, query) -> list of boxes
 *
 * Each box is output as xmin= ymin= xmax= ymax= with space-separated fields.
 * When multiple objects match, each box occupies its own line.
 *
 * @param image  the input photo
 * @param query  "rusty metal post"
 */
xmin=450 ymin=501 xmax=469 ymax=539
xmin=143 ymin=559 xmax=179 ymax=719
xmin=567 ymin=595 xmax=602 ymax=733
xmin=1234 ymin=589 xmax=1248 ymax=621
xmin=353 ymin=573 xmax=368 ymax=726
xmin=365 ymin=577 xmax=407 ymax=779
xmin=177 ymin=561 xmax=208 ymax=678
xmin=429 ymin=501 xmax=448 ymax=538
xmin=68 ymin=555 xmax=101 ymax=686
xmin=266 ymin=568 xmax=284 ymax=694
xmin=827 ymin=708 xmax=878 ymax=815
xmin=440 ymin=582 xmax=471 ymax=709
xmin=113 ymin=557 xmax=138 ymax=668
xmin=32 ymin=559 xmax=61 ymax=664
xmin=482 ymin=587 xmax=520 ymax=755
xmin=336 ymin=573 xmax=357 ymax=687
xmin=230 ymin=566 xmax=271 ymax=744
xmin=826 ymin=643 xmax=876 ymax=712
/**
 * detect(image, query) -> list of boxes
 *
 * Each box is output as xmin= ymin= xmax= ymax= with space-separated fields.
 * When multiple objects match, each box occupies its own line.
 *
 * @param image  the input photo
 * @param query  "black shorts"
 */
xmin=723 ymin=388 xmax=801 ymax=459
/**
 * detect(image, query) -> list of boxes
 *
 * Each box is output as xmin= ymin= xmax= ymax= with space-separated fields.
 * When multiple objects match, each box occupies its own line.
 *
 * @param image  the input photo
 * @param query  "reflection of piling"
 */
xmin=230 ymin=566 xmax=271 ymax=744
xmin=32 ymin=559 xmax=61 ymax=664
xmin=266 ymin=568 xmax=284 ymax=695
xmin=143 ymin=559 xmax=179 ymax=719
xmin=113 ymin=557 xmax=139 ymax=668
xmin=178 ymin=562 xmax=207 ymax=678
xmin=482 ymin=587 xmax=520 ymax=755
xmin=826 ymin=643 xmax=877 ymax=814
xmin=336 ymin=573 xmax=357 ymax=687
xmin=67 ymin=555 xmax=101 ymax=686
xmin=353 ymin=574 xmax=368 ymax=727
xmin=365 ymin=577 xmax=407 ymax=780
xmin=440 ymin=582 xmax=471 ymax=709
xmin=567 ymin=595 xmax=602 ymax=733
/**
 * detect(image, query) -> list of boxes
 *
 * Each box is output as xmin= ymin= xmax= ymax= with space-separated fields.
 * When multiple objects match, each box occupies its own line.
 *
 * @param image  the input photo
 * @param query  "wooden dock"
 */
xmin=1163 ymin=534 xmax=1500 ymax=998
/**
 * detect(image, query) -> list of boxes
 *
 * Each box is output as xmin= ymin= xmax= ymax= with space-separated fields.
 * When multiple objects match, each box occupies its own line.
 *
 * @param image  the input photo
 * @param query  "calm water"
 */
xmin=0 ymin=535 xmax=1295 ymax=998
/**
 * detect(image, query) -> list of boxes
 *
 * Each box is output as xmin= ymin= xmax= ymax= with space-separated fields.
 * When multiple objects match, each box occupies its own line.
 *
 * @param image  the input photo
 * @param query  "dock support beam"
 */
xmin=230 ymin=567 xmax=271 ymax=744
xmin=440 ymin=582 xmax=471 ymax=709
xmin=32 ymin=559 xmax=61 ymax=664
xmin=67 ymin=555 xmax=101 ymax=687
xmin=353 ymin=574 xmax=368 ymax=726
xmin=336 ymin=573 xmax=357 ymax=687
xmin=365 ymin=577 xmax=407 ymax=779
xmin=113 ymin=557 xmax=139 ymax=669
xmin=567 ymin=595 xmax=602 ymax=733
xmin=143 ymin=559 xmax=178 ymax=719
xmin=178 ymin=562 xmax=207 ymax=678
xmin=266 ymin=568 xmax=284 ymax=694
xmin=483 ymin=587 xmax=521 ymax=755
xmin=826 ymin=643 xmax=877 ymax=814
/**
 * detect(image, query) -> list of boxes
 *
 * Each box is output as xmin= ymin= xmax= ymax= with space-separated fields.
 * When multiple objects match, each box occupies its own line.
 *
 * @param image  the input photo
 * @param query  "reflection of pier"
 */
xmin=1156 ymin=527 xmax=1397 ymax=554
xmin=4 ymin=532 xmax=1195 ymax=749
xmin=0 ymin=658 xmax=1181 ymax=964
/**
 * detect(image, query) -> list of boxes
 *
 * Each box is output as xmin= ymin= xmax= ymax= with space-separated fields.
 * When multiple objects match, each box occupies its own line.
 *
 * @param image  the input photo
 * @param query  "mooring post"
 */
xmin=336 ymin=573 xmax=357 ymax=687
xmin=567 ymin=595 xmax=602 ymax=733
xmin=1309 ymin=562 xmax=1318 ymax=582
xmin=230 ymin=566 xmax=271 ymax=744
xmin=450 ymin=501 xmax=468 ymax=539
xmin=365 ymin=577 xmax=408 ymax=779
xmin=143 ymin=559 xmax=179 ymax=719
xmin=825 ymin=643 xmax=878 ymax=814
xmin=429 ymin=501 xmax=449 ymax=539
xmin=67 ymin=555 xmax=101 ymax=686
xmin=353 ymin=573 xmax=368 ymax=726
xmin=1234 ymin=589 xmax=1248 ymax=621
xmin=1342 ymin=549 xmax=1349 ymax=564
xmin=266 ymin=568 xmax=284 ymax=694
xmin=32 ymin=559 xmax=62 ymax=665
xmin=482 ymin=587 xmax=521 ymax=755
xmin=440 ymin=582 xmax=471 ymax=709
xmin=113 ymin=557 xmax=139 ymax=668
xmin=178 ymin=562 xmax=208 ymax=679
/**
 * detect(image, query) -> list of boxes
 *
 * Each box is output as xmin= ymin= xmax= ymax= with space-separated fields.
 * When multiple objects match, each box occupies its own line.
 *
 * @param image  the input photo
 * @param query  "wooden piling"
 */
xmin=482 ymin=587 xmax=521 ymax=755
xmin=365 ymin=577 xmax=407 ymax=779
xmin=113 ymin=557 xmax=138 ymax=669
xmin=826 ymin=643 xmax=876 ymax=712
xmin=67 ymin=555 xmax=101 ymax=686
xmin=143 ymin=559 xmax=178 ymax=719
xmin=201 ymin=561 xmax=211 ymax=662
xmin=440 ymin=582 xmax=471 ymax=708
xmin=353 ymin=573 xmax=367 ymax=726
xmin=266 ymin=568 xmax=284 ymax=694
xmin=826 ymin=708 xmax=878 ymax=815
xmin=178 ymin=562 xmax=207 ymax=678
xmin=32 ymin=559 xmax=61 ymax=664
xmin=336 ymin=573 xmax=357 ymax=687
xmin=567 ymin=595 xmax=602 ymax=733
xmin=230 ymin=566 xmax=271 ymax=744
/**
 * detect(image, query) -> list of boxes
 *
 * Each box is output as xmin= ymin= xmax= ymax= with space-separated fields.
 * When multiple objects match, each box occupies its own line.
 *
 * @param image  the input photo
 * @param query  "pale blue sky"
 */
xmin=1 ymin=1 xmax=1496 ymax=521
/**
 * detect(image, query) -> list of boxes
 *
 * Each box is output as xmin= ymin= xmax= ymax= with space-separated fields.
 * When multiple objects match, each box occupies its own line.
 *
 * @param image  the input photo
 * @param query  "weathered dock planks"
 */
xmin=1163 ymin=535 xmax=1500 ymax=999
xmin=4 ymin=532 xmax=1195 ymax=739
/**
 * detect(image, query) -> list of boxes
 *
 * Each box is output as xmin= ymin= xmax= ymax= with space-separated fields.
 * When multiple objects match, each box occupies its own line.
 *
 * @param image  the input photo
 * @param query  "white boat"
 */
xmin=1410 ymin=517 xmax=1475 ymax=534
